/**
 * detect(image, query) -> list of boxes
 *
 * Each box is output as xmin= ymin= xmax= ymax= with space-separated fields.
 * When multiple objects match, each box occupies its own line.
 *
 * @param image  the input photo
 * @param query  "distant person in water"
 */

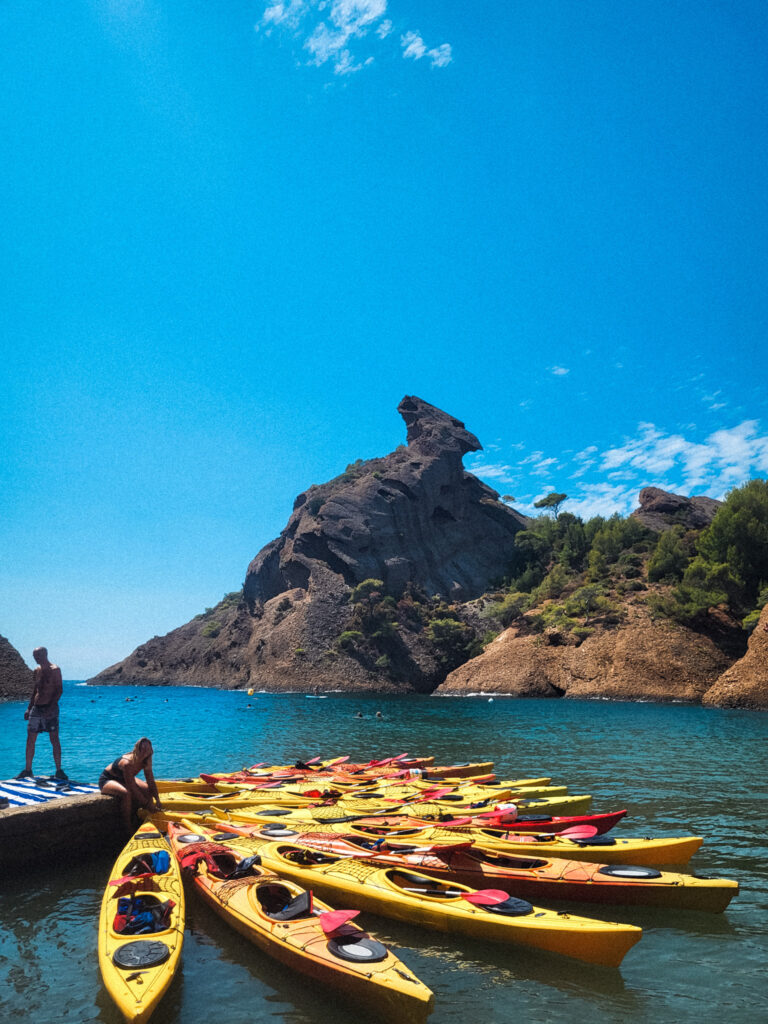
xmin=99 ymin=737 xmax=163 ymax=832
xmin=355 ymin=711 xmax=363 ymax=718
xmin=375 ymin=711 xmax=383 ymax=719
xmin=18 ymin=647 xmax=66 ymax=780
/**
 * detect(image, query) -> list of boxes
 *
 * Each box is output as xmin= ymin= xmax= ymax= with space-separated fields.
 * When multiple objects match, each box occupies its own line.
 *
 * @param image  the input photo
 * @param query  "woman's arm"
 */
xmin=143 ymin=759 xmax=162 ymax=808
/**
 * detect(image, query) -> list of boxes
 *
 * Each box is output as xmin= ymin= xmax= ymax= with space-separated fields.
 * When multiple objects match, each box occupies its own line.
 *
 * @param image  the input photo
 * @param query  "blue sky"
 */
xmin=2 ymin=1 xmax=767 ymax=677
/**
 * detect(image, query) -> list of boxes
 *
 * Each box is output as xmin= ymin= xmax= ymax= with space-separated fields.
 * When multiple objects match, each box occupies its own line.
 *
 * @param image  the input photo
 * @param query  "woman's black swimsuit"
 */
xmin=98 ymin=755 xmax=128 ymax=791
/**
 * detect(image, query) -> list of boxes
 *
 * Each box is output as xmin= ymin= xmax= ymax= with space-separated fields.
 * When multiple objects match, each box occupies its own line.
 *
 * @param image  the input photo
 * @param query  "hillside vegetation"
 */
xmin=344 ymin=478 xmax=768 ymax=679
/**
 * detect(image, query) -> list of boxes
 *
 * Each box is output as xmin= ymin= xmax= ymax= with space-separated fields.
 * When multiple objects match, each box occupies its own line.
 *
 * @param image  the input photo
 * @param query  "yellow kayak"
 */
xmin=209 ymin=834 xmax=641 ymax=968
xmin=98 ymin=821 xmax=185 ymax=1023
xmin=165 ymin=820 xmax=434 ymax=1023
xmin=156 ymin=788 xmax=322 ymax=812
xmin=204 ymin=811 xmax=703 ymax=868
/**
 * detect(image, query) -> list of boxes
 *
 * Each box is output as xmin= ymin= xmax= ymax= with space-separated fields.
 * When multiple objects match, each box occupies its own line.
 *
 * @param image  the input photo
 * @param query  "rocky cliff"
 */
xmin=702 ymin=603 xmax=768 ymax=709
xmin=0 ymin=635 xmax=32 ymax=702
xmin=91 ymin=397 xmax=529 ymax=691
xmin=437 ymin=603 xmax=732 ymax=702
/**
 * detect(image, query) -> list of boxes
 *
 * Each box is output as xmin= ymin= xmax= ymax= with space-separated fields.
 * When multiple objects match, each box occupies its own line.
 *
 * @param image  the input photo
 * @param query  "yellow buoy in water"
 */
xmin=247 ymin=688 xmax=254 ymax=696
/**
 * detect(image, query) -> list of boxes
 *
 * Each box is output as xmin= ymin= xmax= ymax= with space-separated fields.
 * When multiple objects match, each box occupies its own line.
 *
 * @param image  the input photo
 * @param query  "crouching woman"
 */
xmin=99 ymin=737 xmax=163 ymax=832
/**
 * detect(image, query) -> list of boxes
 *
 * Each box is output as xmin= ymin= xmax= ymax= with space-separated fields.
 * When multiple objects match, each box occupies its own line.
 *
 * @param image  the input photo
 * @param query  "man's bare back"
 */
xmin=33 ymin=661 xmax=62 ymax=706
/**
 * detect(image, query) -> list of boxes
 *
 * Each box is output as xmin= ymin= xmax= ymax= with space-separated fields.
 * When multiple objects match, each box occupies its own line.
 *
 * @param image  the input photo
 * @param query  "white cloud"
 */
xmin=530 ymin=456 xmax=560 ymax=477
xmin=600 ymin=419 xmax=768 ymax=497
xmin=400 ymin=31 xmax=452 ymax=67
xmin=472 ymin=418 xmax=767 ymax=522
xmin=467 ymin=461 xmax=516 ymax=485
xmin=428 ymin=43 xmax=452 ymax=68
xmin=258 ymin=1 xmax=452 ymax=74
xmin=401 ymin=31 xmax=426 ymax=60
xmin=560 ymin=483 xmax=640 ymax=520
xmin=261 ymin=1 xmax=308 ymax=30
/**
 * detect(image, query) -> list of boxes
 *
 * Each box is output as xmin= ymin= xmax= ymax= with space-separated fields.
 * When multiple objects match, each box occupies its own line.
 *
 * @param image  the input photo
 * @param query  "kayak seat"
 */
xmin=258 ymin=884 xmax=314 ymax=920
xmin=284 ymin=848 xmax=338 ymax=866
xmin=229 ymin=854 xmax=262 ymax=879
xmin=485 ymin=896 xmax=535 ymax=917
xmin=388 ymin=870 xmax=464 ymax=898
xmin=515 ymin=815 xmax=552 ymax=823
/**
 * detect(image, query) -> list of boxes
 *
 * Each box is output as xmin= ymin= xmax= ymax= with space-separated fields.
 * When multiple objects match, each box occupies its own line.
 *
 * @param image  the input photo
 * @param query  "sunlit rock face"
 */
xmin=243 ymin=395 xmax=529 ymax=608
xmin=437 ymin=604 xmax=732 ymax=702
xmin=703 ymin=603 xmax=768 ymax=710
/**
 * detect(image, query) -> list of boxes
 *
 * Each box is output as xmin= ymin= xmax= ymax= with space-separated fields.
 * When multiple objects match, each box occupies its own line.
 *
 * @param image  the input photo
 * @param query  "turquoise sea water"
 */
xmin=1 ymin=683 xmax=766 ymax=1024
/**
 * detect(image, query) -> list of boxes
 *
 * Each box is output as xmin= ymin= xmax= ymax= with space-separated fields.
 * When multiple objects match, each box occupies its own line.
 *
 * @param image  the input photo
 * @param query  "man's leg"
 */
xmin=50 ymin=732 xmax=63 ymax=773
xmin=24 ymin=730 xmax=37 ymax=773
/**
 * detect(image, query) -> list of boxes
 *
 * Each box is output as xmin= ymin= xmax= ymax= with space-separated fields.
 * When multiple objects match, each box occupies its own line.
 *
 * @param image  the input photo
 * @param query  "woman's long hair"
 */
xmin=132 ymin=737 xmax=153 ymax=763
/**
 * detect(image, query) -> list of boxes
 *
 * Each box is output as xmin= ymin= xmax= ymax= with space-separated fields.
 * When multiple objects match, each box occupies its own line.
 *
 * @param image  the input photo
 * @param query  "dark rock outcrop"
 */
xmin=92 ymin=398 xmax=529 ymax=691
xmin=703 ymin=603 xmax=768 ymax=709
xmin=631 ymin=487 xmax=721 ymax=533
xmin=0 ymin=635 xmax=32 ymax=702
xmin=244 ymin=396 xmax=528 ymax=608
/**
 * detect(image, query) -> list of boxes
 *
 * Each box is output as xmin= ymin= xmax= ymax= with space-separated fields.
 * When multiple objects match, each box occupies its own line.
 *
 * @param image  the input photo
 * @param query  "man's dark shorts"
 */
xmin=27 ymin=703 xmax=59 ymax=734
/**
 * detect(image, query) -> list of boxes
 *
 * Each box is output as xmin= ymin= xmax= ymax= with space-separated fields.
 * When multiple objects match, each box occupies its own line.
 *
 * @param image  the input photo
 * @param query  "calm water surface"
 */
xmin=1 ymin=684 xmax=766 ymax=1023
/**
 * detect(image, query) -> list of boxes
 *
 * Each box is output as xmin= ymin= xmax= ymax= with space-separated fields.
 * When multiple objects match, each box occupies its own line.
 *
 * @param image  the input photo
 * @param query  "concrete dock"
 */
xmin=0 ymin=791 xmax=124 ymax=872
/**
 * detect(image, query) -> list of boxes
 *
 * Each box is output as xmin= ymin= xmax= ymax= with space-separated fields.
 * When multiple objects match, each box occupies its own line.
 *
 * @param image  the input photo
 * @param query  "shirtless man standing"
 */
xmin=17 ymin=646 xmax=67 ymax=781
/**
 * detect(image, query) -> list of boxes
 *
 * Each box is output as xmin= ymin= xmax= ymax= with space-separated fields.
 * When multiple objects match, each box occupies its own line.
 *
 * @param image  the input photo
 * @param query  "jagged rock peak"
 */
xmin=242 ymin=396 xmax=527 ymax=608
xmin=398 ymin=396 xmax=482 ymax=457
xmin=631 ymin=486 xmax=722 ymax=533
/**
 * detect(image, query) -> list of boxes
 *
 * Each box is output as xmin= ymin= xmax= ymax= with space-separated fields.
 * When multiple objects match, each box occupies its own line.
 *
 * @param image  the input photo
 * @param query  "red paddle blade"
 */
xmin=369 ymin=753 xmax=408 ymax=767
xmin=424 ymin=841 xmax=475 ymax=853
xmin=417 ymin=787 xmax=455 ymax=801
xmin=561 ymin=825 xmax=599 ymax=839
xmin=248 ymin=763 xmax=267 ymax=770
xmin=319 ymin=909 xmax=360 ymax=934
xmin=462 ymin=889 xmax=509 ymax=906
xmin=109 ymin=872 xmax=153 ymax=886
xmin=305 ymin=757 xmax=322 ymax=765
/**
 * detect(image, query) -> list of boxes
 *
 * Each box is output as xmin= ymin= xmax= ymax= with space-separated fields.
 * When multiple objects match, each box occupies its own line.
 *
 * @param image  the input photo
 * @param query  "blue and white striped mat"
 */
xmin=0 ymin=778 xmax=99 ymax=807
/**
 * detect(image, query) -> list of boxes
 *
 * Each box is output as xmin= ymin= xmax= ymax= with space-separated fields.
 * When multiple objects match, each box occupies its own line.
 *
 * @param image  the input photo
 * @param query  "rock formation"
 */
xmin=437 ymin=603 xmax=732 ymax=702
xmin=244 ymin=396 xmax=528 ymax=607
xmin=631 ymin=487 xmax=721 ymax=533
xmin=703 ymin=603 xmax=768 ymax=709
xmin=0 ymin=635 xmax=32 ymax=702
xmin=92 ymin=397 xmax=529 ymax=691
